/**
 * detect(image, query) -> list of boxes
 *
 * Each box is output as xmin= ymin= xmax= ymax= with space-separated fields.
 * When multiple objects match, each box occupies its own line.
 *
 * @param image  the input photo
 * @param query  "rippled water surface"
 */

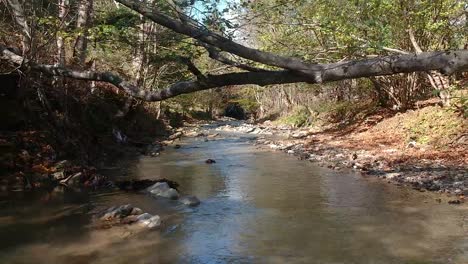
xmin=1 ymin=132 xmax=467 ymax=263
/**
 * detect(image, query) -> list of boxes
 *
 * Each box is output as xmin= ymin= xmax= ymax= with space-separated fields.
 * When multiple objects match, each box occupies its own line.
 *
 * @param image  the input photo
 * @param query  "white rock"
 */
xmin=147 ymin=182 xmax=179 ymax=199
xmin=385 ymin=172 xmax=401 ymax=180
xmin=136 ymin=213 xmax=161 ymax=229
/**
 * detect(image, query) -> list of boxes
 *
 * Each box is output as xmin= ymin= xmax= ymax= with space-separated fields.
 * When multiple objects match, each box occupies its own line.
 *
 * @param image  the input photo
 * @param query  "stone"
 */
xmin=51 ymin=171 xmax=65 ymax=181
xmin=130 ymin=207 xmax=143 ymax=215
xmin=185 ymin=131 xmax=205 ymax=137
xmin=180 ymin=195 xmax=201 ymax=207
xmin=59 ymin=172 xmax=82 ymax=187
xmin=290 ymin=131 xmax=308 ymax=139
xmin=407 ymin=141 xmax=417 ymax=148
xmin=116 ymin=179 xmax=179 ymax=191
xmin=100 ymin=204 xmax=134 ymax=220
xmin=384 ymin=172 xmax=401 ymax=180
xmin=207 ymin=133 xmax=219 ymax=138
xmin=453 ymin=181 xmax=464 ymax=188
xmin=168 ymin=131 xmax=183 ymax=140
xmin=448 ymin=199 xmax=462 ymax=205
xmin=147 ymin=182 xmax=179 ymax=199
xmin=136 ymin=214 xmax=161 ymax=229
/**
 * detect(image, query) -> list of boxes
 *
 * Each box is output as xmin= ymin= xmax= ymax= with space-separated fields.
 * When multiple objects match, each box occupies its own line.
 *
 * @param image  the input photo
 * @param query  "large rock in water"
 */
xmin=147 ymin=182 xmax=179 ymax=199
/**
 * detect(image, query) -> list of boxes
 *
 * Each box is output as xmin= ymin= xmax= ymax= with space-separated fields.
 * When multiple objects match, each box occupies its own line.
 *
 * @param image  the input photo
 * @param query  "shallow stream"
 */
xmin=0 ymin=130 xmax=467 ymax=263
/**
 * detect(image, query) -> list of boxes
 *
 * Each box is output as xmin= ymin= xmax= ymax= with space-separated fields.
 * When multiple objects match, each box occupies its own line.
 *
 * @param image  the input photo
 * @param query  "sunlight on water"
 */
xmin=0 ymin=131 xmax=467 ymax=264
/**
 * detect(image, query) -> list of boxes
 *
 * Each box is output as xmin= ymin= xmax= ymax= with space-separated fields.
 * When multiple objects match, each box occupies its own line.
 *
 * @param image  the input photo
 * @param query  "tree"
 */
xmin=1 ymin=0 xmax=467 ymax=102
xmin=73 ymin=0 xmax=93 ymax=64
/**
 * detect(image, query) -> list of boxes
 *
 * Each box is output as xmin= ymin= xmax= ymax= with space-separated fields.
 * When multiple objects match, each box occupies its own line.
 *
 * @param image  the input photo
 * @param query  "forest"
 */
xmin=0 ymin=0 xmax=467 ymax=263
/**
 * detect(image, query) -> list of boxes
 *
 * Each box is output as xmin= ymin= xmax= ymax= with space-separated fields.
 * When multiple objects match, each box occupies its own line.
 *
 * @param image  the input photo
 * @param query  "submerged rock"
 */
xmin=147 ymin=182 xmax=179 ymax=199
xmin=180 ymin=195 xmax=201 ymax=207
xmin=116 ymin=178 xmax=179 ymax=191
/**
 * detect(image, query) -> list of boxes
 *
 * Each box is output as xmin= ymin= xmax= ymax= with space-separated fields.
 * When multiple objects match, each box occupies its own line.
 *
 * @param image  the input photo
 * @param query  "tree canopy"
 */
xmin=1 ymin=0 xmax=467 ymax=102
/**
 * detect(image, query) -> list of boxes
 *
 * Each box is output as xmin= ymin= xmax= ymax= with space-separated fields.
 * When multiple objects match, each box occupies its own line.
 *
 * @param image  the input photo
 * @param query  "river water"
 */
xmin=0 ymin=130 xmax=467 ymax=263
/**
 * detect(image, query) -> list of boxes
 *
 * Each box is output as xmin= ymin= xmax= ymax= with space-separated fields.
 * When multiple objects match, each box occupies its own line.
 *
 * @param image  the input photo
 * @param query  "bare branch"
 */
xmin=114 ymin=0 xmax=468 ymax=82
xmin=179 ymin=57 xmax=205 ymax=79
xmin=3 ymin=44 xmax=467 ymax=103
xmin=115 ymin=0 xmax=322 ymax=79
xmin=202 ymin=43 xmax=267 ymax=72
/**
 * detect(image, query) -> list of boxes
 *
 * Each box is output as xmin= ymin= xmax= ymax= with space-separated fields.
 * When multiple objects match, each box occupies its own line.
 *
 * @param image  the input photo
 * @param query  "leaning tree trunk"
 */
xmin=6 ymin=0 xmax=31 ymax=55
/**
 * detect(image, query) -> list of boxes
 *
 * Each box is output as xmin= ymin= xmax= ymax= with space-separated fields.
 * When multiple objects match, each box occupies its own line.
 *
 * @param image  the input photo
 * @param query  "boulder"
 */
xmin=147 ymin=182 xmax=179 ymax=199
xmin=180 ymin=195 xmax=201 ymax=207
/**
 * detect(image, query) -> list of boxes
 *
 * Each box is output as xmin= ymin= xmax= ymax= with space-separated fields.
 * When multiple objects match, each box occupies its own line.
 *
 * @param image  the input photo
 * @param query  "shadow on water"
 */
xmin=0 ymin=132 xmax=467 ymax=263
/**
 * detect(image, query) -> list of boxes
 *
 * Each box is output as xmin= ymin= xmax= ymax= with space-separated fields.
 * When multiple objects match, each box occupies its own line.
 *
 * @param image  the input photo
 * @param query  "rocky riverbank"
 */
xmin=178 ymin=117 xmax=466 ymax=204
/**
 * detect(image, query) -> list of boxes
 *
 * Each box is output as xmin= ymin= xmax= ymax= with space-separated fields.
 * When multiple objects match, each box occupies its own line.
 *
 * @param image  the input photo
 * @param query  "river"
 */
xmin=0 ymin=128 xmax=467 ymax=263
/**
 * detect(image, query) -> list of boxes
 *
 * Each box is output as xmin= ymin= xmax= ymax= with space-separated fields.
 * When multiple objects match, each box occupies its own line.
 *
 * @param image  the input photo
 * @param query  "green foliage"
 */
xmin=98 ymin=8 xmax=140 ymax=29
xmin=246 ymin=0 xmax=465 ymax=61
xmin=451 ymin=84 xmax=468 ymax=118
xmin=229 ymin=98 xmax=259 ymax=113
xmin=277 ymin=106 xmax=311 ymax=127
xmin=403 ymin=107 xmax=464 ymax=145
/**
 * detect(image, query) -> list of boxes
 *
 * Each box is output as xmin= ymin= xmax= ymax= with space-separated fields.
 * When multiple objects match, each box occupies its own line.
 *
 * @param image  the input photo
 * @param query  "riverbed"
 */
xmin=0 ymin=129 xmax=467 ymax=263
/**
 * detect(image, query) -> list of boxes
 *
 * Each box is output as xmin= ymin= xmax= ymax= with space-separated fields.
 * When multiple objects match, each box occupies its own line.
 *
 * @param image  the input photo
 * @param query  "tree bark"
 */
xmin=2 ymin=0 xmax=468 ymax=103
xmin=2 ymin=44 xmax=467 ymax=102
xmin=114 ymin=0 xmax=466 ymax=79
xmin=73 ymin=0 xmax=93 ymax=65
xmin=6 ymin=0 xmax=31 ymax=55
xmin=56 ymin=0 xmax=69 ymax=66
